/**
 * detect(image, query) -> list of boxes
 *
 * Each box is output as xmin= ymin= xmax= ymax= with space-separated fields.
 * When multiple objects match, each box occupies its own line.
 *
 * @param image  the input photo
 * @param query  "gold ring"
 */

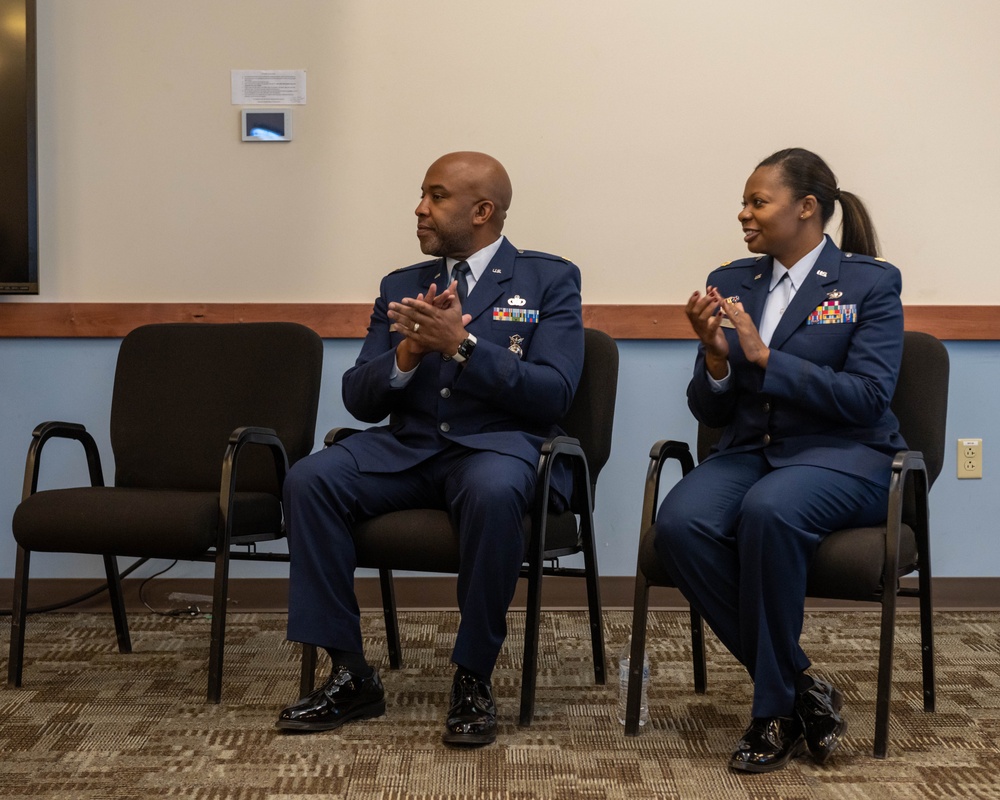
xmin=413 ymin=323 xmax=420 ymax=333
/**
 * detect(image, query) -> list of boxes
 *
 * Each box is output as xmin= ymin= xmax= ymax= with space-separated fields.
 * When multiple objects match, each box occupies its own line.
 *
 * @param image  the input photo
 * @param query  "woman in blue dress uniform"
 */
xmin=655 ymin=148 xmax=905 ymax=772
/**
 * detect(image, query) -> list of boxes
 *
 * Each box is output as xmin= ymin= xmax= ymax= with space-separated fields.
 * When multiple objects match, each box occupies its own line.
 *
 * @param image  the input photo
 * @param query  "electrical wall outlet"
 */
xmin=958 ymin=438 xmax=982 ymax=479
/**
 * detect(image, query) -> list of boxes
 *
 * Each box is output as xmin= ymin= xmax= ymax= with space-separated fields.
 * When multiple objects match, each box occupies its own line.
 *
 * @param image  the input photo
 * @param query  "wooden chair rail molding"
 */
xmin=0 ymin=302 xmax=995 ymax=340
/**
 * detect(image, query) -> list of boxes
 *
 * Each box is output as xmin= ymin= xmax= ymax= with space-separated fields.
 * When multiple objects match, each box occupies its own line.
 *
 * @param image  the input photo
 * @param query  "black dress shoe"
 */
xmin=442 ymin=672 xmax=497 ymax=747
xmin=729 ymin=716 xmax=807 ymax=773
xmin=276 ymin=667 xmax=385 ymax=732
xmin=796 ymin=675 xmax=847 ymax=764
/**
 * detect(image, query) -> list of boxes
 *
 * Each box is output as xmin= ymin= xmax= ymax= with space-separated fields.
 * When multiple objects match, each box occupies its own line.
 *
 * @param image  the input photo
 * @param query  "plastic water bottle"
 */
xmin=617 ymin=636 xmax=650 ymax=726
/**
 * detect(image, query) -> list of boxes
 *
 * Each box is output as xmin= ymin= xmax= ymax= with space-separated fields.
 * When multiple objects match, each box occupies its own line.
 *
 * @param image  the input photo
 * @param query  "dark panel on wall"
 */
xmin=0 ymin=0 xmax=38 ymax=294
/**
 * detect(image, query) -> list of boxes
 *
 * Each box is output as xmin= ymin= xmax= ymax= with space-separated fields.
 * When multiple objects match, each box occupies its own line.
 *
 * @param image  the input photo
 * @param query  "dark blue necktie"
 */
xmin=453 ymin=261 xmax=471 ymax=305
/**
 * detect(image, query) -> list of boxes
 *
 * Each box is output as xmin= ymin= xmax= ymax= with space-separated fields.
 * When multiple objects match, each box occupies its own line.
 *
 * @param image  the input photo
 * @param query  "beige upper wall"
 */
xmin=24 ymin=0 xmax=1000 ymax=303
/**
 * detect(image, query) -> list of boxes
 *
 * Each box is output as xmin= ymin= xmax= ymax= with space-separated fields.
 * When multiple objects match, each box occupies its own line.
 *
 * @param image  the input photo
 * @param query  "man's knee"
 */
xmin=283 ymin=447 xmax=355 ymax=506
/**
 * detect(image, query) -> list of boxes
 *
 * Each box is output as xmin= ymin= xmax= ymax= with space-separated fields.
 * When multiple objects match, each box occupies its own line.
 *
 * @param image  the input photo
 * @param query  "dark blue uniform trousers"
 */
xmin=284 ymin=441 xmax=535 ymax=678
xmin=653 ymin=452 xmax=888 ymax=718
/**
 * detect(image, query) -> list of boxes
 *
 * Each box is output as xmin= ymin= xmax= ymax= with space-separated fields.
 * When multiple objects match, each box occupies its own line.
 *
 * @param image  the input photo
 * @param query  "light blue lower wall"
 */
xmin=1 ymin=338 xmax=997 ymax=582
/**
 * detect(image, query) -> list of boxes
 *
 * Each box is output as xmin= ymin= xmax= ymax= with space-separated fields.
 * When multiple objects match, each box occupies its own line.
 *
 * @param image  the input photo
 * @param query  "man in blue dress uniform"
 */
xmin=276 ymin=152 xmax=585 ymax=747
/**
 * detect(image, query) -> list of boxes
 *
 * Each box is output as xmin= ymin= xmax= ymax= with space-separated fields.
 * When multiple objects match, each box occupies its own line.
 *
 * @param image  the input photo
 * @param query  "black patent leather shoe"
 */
xmin=276 ymin=667 xmax=385 ymax=732
xmin=442 ymin=672 xmax=497 ymax=746
xmin=729 ymin=716 xmax=806 ymax=773
xmin=796 ymin=674 xmax=847 ymax=764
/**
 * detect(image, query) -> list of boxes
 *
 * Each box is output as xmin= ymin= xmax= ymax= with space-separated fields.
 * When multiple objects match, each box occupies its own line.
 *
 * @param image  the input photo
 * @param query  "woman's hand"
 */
xmin=706 ymin=287 xmax=770 ymax=369
xmin=685 ymin=287 xmax=730 ymax=379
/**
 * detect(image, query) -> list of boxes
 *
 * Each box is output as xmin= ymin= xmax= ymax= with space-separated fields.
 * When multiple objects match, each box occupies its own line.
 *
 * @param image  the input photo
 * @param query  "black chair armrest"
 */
xmin=892 ymin=448 xmax=927 ymax=480
xmin=22 ymin=420 xmax=105 ymax=499
xmin=883 ymin=448 xmax=930 ymax=580
xmin=537 ymin=434 xmax=590 ymax=516
xmin=222 ymin=426 xmax=290 ymax=489
xmin=324 ymin=427 xmax=362 ymax=447
xmin=541 ymin=434 xmax=585 ymax=459
xmin=649 ymin=438 xmax=695 ymax=466
xmin=216 ymin=426 xmax=291 ymax=548
xmin=640 ymin=439 xmax=695 ymax=531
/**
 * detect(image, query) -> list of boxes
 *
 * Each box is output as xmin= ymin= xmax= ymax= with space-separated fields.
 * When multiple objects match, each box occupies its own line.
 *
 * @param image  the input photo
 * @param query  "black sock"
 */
xmin=324 ymin=648 xmax=372 ymax=677
xmin=455 ymin=663 xmax=490 ymax=683
xmin=795 ymin=671 xmax=815 ymax=694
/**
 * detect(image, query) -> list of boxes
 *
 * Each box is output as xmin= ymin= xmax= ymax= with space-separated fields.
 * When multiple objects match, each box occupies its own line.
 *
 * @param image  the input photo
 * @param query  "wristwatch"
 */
xmin=451 ymin=333 xmax=477 ymax=363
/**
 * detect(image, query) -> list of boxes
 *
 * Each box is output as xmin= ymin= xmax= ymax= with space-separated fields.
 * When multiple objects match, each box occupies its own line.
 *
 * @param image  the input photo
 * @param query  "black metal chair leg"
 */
xmin=873 ymin=587 xmax=899 ymax=758
xmin=102 ymin=554 xmax=132 ymax=654
xmin=918 ymin=569 xmax=936 ymax=713
xmin=519 ymin=548 xmax=545 ymax=727
xmin=379 ymin=569 xmax=402 ymax=669
xmin=690 ymin=607 xmax=707 ymax=695
xmin=580 ymin=513 xmax=606 ymax=684
xmin=207 ymin=547 xmax=232 ymax=703
xmin=625 ymin=577 xmax=650 ymax=736
xmin=7 ymin=546 xmax=31 ymax=687
xmin=300 ymin=644 xmax=317 ymax=696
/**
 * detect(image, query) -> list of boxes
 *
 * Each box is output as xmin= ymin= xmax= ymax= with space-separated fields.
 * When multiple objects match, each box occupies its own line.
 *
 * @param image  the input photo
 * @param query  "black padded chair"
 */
xmin=9 ymin=321 xmax=323 ymax=702
xmin=299 ymin=327 xmax=619 ymax=725
xmin=626 ymin=330 xmax=949 ymax=758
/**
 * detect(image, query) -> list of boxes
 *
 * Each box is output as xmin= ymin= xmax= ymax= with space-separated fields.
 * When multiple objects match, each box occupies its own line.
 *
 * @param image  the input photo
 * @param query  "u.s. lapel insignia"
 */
xmin=508 ymin=334 xmax=525 ymax=357
xmin=492 ymin=267 xmax=502 ymax=273
xmin=507 ymin=294 xmax=527 ymax=306
xmin=826 ymin=289 xmax=843 ymax=300
xmin=816 ymin=270 xmax=828 ymax=277
xmin=754 ymin=273 xmax=763 ymax=280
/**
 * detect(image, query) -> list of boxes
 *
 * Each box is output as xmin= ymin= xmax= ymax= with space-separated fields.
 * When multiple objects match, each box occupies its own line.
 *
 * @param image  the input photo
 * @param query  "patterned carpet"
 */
xmin=1 ymin=609 xmax=999 ymax=799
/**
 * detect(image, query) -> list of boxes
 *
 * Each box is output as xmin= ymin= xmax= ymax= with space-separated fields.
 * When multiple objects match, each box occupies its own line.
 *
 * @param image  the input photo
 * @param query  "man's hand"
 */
xmin=388 ymin=280 xmax=473 ymax=371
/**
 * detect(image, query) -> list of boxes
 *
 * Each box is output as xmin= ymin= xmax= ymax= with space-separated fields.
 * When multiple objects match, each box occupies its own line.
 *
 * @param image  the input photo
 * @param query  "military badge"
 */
xmin=508 ymin=334 xmax=524 ymax=357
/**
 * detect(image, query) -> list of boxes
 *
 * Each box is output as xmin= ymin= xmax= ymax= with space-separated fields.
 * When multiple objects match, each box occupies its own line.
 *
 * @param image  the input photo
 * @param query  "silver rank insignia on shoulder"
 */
xmin=508 ymin=334 xmax=524 ymax=357
xmin=506 ymin=294 xmax=527 ymax=307
xmin=827 ymin=289 xmax=843 ymax=300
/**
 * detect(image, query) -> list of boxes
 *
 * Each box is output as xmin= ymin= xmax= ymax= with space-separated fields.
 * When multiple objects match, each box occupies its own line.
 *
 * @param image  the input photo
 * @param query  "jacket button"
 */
xmin=762 ymin=434 xmax=771 ymax=445
xmin=762 ymin=402 xmax=771 ymax=413
xmin=440 ymin=388 xmax=451 ymax=398
xmin=439 ymin=422 xmax=450 ymax=433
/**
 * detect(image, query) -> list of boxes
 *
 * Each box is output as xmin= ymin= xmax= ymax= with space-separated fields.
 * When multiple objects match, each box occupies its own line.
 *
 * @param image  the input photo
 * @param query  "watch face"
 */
xmin=456 ymin=335 xmax=476 ymax=361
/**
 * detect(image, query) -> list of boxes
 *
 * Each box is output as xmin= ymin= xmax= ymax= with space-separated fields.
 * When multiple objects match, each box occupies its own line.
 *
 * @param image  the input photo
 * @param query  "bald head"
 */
xmin=415 ymin=152 xmax=513 ymax=258
xmin=431 ymin=151 xmax=512 ymax=223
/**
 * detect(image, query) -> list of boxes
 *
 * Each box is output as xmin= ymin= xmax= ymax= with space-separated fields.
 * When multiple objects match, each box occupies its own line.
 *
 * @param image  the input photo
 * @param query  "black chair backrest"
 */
xmin=890 ymin=331 xmax=949 ymax=487
xmin=560 ymin=328 xmax=620 ymax=485
xmin=696 ymin=331 xmax=950 ymax=487
xmin=110 ymin=322 xmax=323 ymax=493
